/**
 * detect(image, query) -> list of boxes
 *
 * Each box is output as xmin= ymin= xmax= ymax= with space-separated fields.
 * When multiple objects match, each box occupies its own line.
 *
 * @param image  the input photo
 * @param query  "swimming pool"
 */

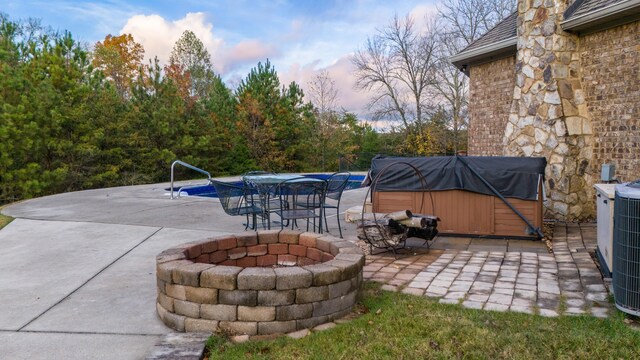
xmin=169 ymin=174 xmax=366 ymax=198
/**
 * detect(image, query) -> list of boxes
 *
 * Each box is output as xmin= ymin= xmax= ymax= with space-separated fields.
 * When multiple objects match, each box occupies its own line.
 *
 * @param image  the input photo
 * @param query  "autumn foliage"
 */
xmin=92 ymin=33 xmax=144 ymax=96
xmin=0 ymin=19 xmax=384 ymax=204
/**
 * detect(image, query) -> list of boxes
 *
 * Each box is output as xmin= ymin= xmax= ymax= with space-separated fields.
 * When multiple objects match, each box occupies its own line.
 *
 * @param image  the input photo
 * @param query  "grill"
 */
xmin=613 ymin=180 xmax=640 ymax=316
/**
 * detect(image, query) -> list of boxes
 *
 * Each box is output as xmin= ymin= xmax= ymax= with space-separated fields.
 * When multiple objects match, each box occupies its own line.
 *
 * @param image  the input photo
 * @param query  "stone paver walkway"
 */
xmin=363 ymin=223 xmax=611 ymax=318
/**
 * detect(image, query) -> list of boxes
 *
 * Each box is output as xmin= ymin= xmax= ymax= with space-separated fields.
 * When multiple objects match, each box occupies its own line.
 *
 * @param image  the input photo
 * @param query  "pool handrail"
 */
xmin=170 ymin=160 xmax=212 ymax=199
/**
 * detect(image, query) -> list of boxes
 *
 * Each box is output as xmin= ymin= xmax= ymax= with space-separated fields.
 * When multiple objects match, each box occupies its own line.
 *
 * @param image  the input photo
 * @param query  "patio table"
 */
xmin=242 ymin=174 xmax=325 ymax=230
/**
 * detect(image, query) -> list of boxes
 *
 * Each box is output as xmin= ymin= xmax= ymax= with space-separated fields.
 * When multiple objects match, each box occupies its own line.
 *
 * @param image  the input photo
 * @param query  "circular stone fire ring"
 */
xmin=156 ymin=230 xmax=365 ymax=336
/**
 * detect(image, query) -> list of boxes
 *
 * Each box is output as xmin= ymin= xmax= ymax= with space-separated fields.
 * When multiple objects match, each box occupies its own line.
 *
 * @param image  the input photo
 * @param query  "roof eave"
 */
xmin=561 ymin=0 xmax=640 ymax=32
xmin=450 ymin=37 xmax=517 ymax=75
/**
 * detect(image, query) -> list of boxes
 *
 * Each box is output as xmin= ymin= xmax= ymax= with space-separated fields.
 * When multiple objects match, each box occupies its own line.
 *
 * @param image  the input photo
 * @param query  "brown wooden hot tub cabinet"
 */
xmin=369 ymin=156 xmax=546 ymax=239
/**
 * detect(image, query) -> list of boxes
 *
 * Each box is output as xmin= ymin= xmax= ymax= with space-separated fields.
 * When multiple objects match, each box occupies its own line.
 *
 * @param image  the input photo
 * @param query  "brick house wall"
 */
xmin=467 ymin=56 xmax=516 ymax=156
xmin=579 ymin=21 xmax=640 ymax=182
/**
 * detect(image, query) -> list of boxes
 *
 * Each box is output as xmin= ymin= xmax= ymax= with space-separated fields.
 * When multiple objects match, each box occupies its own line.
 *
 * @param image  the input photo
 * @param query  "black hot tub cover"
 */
xmin=369 ymin=155 xmax=546 ymax=201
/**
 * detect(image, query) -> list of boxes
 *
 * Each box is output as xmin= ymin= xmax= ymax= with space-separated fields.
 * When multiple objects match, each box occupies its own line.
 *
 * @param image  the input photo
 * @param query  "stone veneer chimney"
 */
xmin=504 ymin=0 xmax=595 ymax=220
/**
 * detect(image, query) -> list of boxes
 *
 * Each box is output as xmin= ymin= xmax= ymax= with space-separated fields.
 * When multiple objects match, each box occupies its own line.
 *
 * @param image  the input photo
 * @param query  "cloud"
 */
xmin=409 ymin=4 xmax=439 ymax=34
xmin=120 ymin=12 xmax=278 ymax=75
xmin=409 ymin=4 xmax=438 ymax=21
xmin=121 ymin=12 xmax=224 ymax=71
xmin=279 ymin=55 xmax=373 ymax=120
xmin=219 ymin=40 xmax=279 ymax=72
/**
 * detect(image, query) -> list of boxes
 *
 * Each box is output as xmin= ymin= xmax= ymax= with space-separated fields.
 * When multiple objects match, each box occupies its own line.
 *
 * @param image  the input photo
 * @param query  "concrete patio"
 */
xmin=0 ymin=179 xmax=611 ymax=359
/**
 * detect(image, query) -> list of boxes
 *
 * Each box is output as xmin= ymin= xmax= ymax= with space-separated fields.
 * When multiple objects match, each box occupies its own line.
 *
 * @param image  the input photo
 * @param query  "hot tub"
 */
xmin=369 ymin=156 xmax=546 ymax=238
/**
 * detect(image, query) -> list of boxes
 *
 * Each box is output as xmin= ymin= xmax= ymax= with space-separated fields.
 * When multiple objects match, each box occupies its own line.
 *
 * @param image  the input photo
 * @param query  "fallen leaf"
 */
xmin=376 ymin=308 xmax=382 ymax=315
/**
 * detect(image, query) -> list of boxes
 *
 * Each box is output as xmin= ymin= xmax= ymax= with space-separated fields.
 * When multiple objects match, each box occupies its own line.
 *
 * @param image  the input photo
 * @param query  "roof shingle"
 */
xmin=458 ymin=12 xmax=517 ymax=54
xmin=565 ymin=0 xmax=623 ymax=19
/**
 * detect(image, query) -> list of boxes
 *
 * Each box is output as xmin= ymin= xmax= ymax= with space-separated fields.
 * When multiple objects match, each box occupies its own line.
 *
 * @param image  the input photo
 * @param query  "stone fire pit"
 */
xmin=156 ymin=230 xmax=364 ymax=336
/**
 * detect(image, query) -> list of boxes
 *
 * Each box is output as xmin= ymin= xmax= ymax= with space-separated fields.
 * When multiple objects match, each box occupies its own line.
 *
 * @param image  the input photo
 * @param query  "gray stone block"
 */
xmin=219 ymin=321 xmax=258 ymax=335
xmin=334 ymin=253 xmax=365 ymax=268
xmin=156 ymin=251 xmax=187 ymax=264
xmin=313 ymin=291 xmax=356 ymax=317
xmin=237 ymin=267 xmax=276 ymax=290
xmin=200 ymin=304 xmax=237 ymax=321
xmin=219 ymin=289 xmax=258 ymax=306
xmin=304 ymin=264 xmax=342 ymax=286
xmin=257 ymin=230 xmax=280 ymax=244
xmin=184 ymin=318 xmax=219 ymax=333
xmin=166 ymin=284 xmax=187 ymax=301
xmin=278 ymin=230 xmax=301 ymax=244
xmin=238 ymin=306 xmax=276 ymax=321
xmin=329 ymin=279 xmax=353 ymax=299
xmin=296 ymin=315 xmax=328 ymax=330
xmin=325 ymin=259 xmax=360 ymax=282
xmin=185 ymin=286 xmax=217 ymax=304
xmin=157 ymin=260 xmax=192 ymax=283
xmin=174 ymin=299 xmax=200 ymax=318
xmin=258 ymin=321 xmax=297 ymax=335
xmin=157 ymin=278 xmax=167 ymax=294
xmin=329 ymin=241 xmax=356 ymax=256
xmin=337 ymin=246 xmax=365 ymax=255
xmin=236 ymin=232 xmax=258 ymax=247
xmin=144 ymin=332 xmax=209 ymax=360
xmin=172 ymin=263 xmax=215 ymax=286
xmin=200 ymin=266 xmax=243 ymax=290
xmin=277 ymin=303 xmax=313 ymax=321
xmin=296 ymin=286 xmax=329 ymax=303
xmin=157 ymin=292 xmax=175 ymax=312
xmin=356 ymin=271 xmax=363 ymax=288
xmin=315 ymin=236 xmax=337 ymax=253
xmin=157 ymin=303 xmax=185 ymax=331
xmin=287 ymin=329 xmax=311 ymax=339
xmin=257 ymin=290 xmax=295 ymax=306
xmin=274 ymin=267 xmax=313 ymax=290
xmin=313 ymin=322 xmax=337 ymax=331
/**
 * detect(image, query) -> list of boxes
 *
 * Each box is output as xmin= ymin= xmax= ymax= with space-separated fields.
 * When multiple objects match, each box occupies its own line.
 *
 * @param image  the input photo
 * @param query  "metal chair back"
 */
xmin=274 ymin=178 xmax=327 ymax=232
xmin=210 ymin=180 xmax=262 ymax=229
xmin=326 ymin=172 xmax=351 ymax=201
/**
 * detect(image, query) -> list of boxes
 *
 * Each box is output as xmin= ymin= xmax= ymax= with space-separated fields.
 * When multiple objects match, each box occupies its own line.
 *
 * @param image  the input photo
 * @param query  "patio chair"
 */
xmin=274 ymin=178 xmax=327 ymax=233
xmin=241 ymin=171 xmax=286 ymax=230
xmin=322 ymin=172 xmax=351 ymax=238
xmin=210 ymin=180 xmax=264 ymax=230
xmin=296 ymin=172 xmax=351 ymax=237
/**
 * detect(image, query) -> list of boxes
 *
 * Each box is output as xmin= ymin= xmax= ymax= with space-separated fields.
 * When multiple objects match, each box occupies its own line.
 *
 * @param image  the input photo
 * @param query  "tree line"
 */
xmin=0 ymin=15 xmax=390 ymax=204
xmin=1 ymin=0 xmax=511 ymax=204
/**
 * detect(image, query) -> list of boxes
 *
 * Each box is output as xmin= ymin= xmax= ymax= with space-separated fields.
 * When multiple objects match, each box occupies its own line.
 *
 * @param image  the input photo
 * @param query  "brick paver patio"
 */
xmin=362 ymin=222 xmax=611 ymax=318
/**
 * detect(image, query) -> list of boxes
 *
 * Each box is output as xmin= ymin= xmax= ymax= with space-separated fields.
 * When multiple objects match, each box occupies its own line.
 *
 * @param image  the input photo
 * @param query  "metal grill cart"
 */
xmin=356 ymin=161 xmax=439 ymax=254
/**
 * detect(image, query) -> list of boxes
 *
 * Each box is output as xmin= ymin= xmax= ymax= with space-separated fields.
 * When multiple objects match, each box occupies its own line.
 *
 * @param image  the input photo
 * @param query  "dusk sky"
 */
xmin=3 ymin=0 xmax=439 ymax=118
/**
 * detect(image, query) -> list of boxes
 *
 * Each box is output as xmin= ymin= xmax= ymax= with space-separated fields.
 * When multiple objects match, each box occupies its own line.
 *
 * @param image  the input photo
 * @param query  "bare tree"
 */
xmin=308 ymin=70 xmax=338 ymax=116
xmin=431 ymin=31 xmax=469 ymax=153
xmin=432 ymin=0 xmax=516 ymax=153
xmin=352 ymin=14 xmax=438 ymax=132
xmin=438 ymin=0 xmax=516 ymax=45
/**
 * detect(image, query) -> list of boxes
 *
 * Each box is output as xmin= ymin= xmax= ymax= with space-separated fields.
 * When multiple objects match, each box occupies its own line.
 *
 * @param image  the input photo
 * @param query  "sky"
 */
xmin=3 ymin=0 xmax=439 ymax=118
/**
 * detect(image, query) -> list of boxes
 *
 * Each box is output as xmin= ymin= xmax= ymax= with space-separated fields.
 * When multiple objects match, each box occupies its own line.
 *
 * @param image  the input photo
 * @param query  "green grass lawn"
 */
xmin=0 ymin=207 xmax=13 ymax=230
xmin=207 ymin=282 xmax=640 ymax=359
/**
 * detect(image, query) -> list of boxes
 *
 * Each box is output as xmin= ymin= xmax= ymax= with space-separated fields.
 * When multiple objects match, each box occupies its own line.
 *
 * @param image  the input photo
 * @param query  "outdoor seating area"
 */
xmin=0 ymin=179 xmax=621 ymax=359
xmin=2 ymin=0 xmax=640 ymax=357
xmin=212 ymin=172 xmax=352 ymax=237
